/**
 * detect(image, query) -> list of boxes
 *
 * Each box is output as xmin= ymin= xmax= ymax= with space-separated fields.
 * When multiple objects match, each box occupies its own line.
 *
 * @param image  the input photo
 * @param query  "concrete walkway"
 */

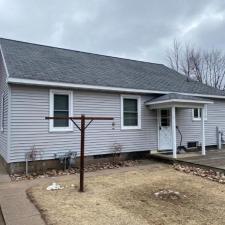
xmin=0 ymin=208 xmax=5 ymax=225
xmin=0 ymin=160 xmax=161 ymax=225
xmin=0 ymin=164 xmax=45 ymax=225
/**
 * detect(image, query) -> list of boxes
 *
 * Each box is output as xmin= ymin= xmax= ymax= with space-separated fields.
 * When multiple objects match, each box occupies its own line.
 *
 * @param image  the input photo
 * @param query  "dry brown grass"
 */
xmin=28 ymin=166 xmax=225 ymax=225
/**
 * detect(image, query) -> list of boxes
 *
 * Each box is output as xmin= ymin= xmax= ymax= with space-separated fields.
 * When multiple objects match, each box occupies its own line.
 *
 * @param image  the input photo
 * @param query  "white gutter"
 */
xmin=7 ymin=77 xmax=225 ymax=99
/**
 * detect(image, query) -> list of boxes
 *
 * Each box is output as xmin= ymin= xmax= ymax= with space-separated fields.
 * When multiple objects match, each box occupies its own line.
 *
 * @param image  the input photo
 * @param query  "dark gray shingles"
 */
xmin=1 ymin=38 xmax=225 ymax=97
xmin=146 ymin=93 xmax=211 ymax=104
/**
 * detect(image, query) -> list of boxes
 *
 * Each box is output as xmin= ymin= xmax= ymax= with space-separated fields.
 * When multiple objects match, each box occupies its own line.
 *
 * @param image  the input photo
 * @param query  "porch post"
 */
xmin=201 ymin=107 xmax=206 ymax=155
xmin=172 ymin=106 xmax=177 ymax=158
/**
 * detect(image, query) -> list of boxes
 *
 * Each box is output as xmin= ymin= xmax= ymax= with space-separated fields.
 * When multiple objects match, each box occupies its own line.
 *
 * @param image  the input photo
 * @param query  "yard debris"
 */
xmin=46 ymin=182 xmax=64 ymax=191
xmin=154 ymin=189 xmax=186 ymax=200
xmin=10 ymin=160 xmax=140 ymax=182
xmin=173 ymin=163 xmax=225 ymax=184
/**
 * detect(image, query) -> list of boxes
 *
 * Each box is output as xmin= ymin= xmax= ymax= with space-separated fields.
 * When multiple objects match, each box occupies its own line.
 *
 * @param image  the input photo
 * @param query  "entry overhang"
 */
xmin=145 ymin=93 xmax=213 ymax=109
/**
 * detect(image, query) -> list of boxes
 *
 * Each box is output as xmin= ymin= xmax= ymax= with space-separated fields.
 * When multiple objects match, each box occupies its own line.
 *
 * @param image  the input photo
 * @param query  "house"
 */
xmin=0 ymin=38 xmax=225 ymax=174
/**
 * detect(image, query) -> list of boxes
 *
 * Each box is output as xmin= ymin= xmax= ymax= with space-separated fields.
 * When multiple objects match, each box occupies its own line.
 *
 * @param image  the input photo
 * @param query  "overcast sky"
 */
xmin=0 ymin=0 xmax=225 ymax=64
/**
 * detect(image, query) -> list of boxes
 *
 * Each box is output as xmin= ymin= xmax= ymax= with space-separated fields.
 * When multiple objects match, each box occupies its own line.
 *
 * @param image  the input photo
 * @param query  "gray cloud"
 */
xmin=0 ymin=0 xmax=225 ymax=64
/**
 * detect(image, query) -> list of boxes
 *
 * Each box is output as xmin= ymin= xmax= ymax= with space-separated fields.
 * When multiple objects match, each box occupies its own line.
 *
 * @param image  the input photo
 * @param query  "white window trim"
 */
xmin=0 ymin=93 xmax=4 ymax=132
xmin=121 ymin=95 xmax=141 ymax=130
xmin=192 ymin=105 xmax=207 ymax=121
xmin=49 ymin=89 xmax=73 ymax=132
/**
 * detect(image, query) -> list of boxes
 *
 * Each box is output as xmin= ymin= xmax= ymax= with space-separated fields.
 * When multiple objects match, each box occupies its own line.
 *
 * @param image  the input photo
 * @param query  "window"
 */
xmin=49 ymin=90 xmax=73 ymax=132
xmin=192 ymin=105 xmax=207 ymax=121
xmin=160 ymin=109 xmax=170 ymax=127
xmin=0 ymin=94 xmax=4 ymax=132
xmin=121 ymin=95 xmax=141 ymax=129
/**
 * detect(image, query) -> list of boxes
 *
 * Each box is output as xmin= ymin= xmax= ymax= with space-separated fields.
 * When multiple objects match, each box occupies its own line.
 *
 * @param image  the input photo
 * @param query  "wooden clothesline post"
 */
xmin=45 ymin=114 xmax=114 ymax=192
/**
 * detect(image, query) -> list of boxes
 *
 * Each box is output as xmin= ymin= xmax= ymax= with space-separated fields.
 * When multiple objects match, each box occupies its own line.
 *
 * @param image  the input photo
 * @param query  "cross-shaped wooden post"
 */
xmin=45 ymin=114 xmax=114 ymax=192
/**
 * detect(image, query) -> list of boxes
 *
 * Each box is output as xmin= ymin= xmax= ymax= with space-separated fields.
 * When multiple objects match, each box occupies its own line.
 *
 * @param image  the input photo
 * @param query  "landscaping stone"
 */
xmin=154 ymin=189 xmax=186 ymax=200
xmin=173 ymin=163 xmax=225 ymax=184
xmin=10 ymin=160 xmax=140 ymax=182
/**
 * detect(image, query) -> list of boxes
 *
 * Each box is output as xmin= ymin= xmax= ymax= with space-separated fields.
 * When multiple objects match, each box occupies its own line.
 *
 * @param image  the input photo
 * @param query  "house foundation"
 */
xmin=3 ymin=151 xmax=150 ymax=175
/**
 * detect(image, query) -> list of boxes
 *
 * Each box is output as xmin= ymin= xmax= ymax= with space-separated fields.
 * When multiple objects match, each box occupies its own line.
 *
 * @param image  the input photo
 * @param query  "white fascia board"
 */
xmin=7 ymin=77 xmax=225 ymax=99
xmin=145 ymin=99 xmax=214 ymax=105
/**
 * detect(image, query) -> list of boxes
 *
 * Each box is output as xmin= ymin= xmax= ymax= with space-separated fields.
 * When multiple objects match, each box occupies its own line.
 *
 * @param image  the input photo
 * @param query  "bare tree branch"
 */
xmin=167 ymin=39 xmax=225 ymax=90
xmin=166 ymin=39 xmax=181 ymax=72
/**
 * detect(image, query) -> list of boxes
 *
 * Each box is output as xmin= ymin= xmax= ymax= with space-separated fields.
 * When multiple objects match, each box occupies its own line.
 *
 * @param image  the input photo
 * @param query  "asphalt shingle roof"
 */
xmin=145 ymin=93 xmax=211 ymax=104
xmin=1 ymin=38 xmax=225 ymax=97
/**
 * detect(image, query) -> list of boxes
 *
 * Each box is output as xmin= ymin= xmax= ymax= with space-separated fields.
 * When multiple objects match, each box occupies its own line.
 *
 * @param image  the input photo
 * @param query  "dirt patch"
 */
xmin=28 ymin=166 xmax=225 ymax=225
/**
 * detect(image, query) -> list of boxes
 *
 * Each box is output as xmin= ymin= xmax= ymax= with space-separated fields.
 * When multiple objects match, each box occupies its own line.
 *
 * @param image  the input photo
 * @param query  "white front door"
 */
xmin=158 ymin=109 xmax=172 ymax=150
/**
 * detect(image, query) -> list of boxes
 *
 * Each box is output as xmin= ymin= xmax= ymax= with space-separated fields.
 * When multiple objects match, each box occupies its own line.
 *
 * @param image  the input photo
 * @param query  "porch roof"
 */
xmin=145 ymin=93 xmax=213 ymax=108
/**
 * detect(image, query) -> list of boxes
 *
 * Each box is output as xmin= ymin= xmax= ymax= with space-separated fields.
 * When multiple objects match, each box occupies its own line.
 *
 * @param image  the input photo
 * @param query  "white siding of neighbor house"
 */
xmin=9 ymin=85 xmax=158 ymax=162
xmin=0 ymin=51 xmax=9 ymax=162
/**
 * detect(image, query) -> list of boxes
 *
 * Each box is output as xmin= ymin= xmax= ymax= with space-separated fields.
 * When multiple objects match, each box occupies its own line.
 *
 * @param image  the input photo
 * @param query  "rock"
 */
xmin=10 ymin=159 xmax=141 ymax=182
xmin=13 ymin=174 xmax=21 ymax=177
xmin=173 ymin=163 xmax=225 ymax=185
xmin=154 ymin=189 xmax=183 ymax=200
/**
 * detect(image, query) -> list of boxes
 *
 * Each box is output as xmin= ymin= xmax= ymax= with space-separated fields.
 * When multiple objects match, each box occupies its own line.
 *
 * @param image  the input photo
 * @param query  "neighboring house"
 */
xmin=0 ymin=38 xmax=225 ymax=173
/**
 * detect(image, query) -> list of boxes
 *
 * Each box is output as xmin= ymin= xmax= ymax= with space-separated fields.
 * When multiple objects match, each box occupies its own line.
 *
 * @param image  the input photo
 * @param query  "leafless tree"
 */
xmin=167 ymin=39 xmax=181 ymax=73
xmin=167 ymin=40 xmax=225 ymax=90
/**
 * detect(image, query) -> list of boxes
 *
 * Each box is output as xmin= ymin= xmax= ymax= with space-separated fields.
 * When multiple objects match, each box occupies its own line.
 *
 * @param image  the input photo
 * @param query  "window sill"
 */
xmin=192 ymin=118 xmax=207 ymax=121
xmin=49 ymin=127 xmax=73 ymax=133
xmin=121 ymin=126 xmax=142 ymax=130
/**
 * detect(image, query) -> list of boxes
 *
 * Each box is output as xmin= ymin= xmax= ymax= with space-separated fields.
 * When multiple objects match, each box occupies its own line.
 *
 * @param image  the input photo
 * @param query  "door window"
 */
xmin=161 ymin=109 xmax=170 ymax=127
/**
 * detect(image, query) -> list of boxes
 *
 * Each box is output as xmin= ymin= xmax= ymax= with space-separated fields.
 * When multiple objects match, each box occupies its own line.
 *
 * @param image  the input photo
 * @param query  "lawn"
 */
xmin=28 ymin=165 xmax=225 ymax=225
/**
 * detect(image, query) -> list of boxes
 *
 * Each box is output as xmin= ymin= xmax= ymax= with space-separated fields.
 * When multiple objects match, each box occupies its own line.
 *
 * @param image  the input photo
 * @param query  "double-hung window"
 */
xmin=49 ymin=90 xmax=73 ymax=132
xmin=192 ymin=105 xmax=207 ymax=121
xmin=121 ymin=95 xmax=141 ymax=129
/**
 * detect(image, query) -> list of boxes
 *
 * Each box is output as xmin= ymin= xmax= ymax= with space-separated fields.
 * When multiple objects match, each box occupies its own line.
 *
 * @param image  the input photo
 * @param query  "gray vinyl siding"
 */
xmin=10 ymin=85 xmax=158 ymax=162
xmin=0 ymin=51 xmax=9 ymax=162
xmin=176 ymin=100 xmax=225 ymax=147
xmin=9 ymin=85 xmax=225 ymax=163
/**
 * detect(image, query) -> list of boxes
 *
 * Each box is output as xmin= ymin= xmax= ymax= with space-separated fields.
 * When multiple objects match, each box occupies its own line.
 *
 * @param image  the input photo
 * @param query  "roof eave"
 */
xmin=7 ymin=77 xmax=225 ymax=99
xmin=145 ymin=99 xmax=214 ymax=106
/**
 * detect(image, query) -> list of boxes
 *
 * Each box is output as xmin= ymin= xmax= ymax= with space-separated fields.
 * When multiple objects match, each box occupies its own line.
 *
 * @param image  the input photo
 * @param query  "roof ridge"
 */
xmin=0 ymin=37 xmax=164 ymax=67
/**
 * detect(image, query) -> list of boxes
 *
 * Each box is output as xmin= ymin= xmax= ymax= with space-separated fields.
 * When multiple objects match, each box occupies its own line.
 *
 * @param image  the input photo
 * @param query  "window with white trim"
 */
xmin=121 ymin=95 xmax=141 ymax=129
xmin=0 ymin=94 xmax=4 ymax=132
xmin=192 ymin=105 xmax=207 ymax=121
xmin=49 ymin=90 xmax=73 ymax=132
